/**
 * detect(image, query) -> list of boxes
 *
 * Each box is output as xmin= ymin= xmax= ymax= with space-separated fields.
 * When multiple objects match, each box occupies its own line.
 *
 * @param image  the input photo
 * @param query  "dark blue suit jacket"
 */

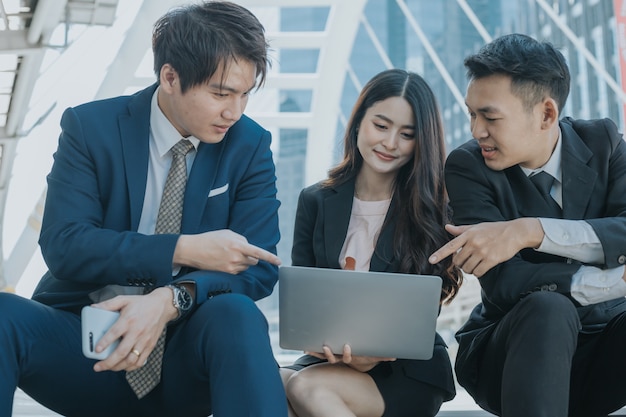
xmin=33 ymin=83 xmax=281 ymax=311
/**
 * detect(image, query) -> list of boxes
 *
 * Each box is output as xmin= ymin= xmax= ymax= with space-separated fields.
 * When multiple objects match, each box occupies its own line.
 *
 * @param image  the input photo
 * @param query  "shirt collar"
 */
xmin=150 ymin=87 xmax=200 ymax=157
xmin=521 ymin=128 xmax=562 ymax=183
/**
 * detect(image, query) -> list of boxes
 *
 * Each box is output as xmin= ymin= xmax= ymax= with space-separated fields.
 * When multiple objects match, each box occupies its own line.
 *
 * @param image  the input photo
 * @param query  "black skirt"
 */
xmin=284 ymin=341 xmax=455 ymax=417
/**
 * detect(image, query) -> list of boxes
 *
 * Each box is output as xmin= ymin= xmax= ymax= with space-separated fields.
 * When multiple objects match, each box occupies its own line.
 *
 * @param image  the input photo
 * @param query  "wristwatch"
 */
xmin=165 ymin=284 xmax=194 ymax=320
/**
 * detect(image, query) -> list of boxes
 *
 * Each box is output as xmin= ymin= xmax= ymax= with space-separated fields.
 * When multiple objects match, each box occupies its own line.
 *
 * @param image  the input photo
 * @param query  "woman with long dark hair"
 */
xmin=280 ymin=69 xmax=463 ymax=417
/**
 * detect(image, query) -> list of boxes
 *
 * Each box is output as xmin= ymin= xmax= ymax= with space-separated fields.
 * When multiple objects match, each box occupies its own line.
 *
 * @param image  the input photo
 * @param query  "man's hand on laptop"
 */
xmin=306 ymin=344 xmax=396 ymax=372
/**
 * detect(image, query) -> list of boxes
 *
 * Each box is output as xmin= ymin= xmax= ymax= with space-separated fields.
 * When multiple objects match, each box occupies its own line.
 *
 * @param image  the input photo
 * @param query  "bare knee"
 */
xmin=280 ymin=368 xmax=296 ymax=390
xmin=285 ymin=370 xmax=314 ymax=404
xmin=285 ymin=369 xmax=331 ymax=407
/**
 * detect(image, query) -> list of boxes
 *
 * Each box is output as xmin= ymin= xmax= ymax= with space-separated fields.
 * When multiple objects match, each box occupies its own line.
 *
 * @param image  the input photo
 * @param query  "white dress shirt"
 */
xmin=137 ymin=88 xmax=199 ymax=234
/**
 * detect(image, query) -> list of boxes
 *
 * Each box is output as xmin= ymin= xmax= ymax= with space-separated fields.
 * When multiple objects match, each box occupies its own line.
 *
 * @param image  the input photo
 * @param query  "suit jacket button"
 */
xmin=548 ymin=284 xmax=557 ymax=291
xmin=618 ymin=255 xmax=626 ymax=265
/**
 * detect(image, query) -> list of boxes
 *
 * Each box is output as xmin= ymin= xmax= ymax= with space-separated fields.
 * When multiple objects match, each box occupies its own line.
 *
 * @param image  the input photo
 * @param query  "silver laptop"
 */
xmin=278 ymin=265 xmax=443 ymax=360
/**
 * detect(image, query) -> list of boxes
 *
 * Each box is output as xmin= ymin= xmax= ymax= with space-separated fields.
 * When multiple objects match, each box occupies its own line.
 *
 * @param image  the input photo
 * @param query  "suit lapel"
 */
xmin=323 ymin=181 xmax=355 ymax=268
xmin=508 ymin=122 xmax=596 ymax=220
xmin=370 ymin=200 xmax=397 ymax=272
xmin=506 ymin=166 xmax=554 ymax=218
xmin=560 ymin=122 xmax=596 ymax=219
xmin=120 ymin=85 xmax=155 ymax=231
xmin=182 ymin=140 xmax=224 ymax=232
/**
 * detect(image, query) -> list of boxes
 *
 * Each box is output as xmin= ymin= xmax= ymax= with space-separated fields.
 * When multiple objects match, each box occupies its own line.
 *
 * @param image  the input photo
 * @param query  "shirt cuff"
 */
xmin=537 ymin=218 xmax=604 ymax=263
xmin=571 ymin=265 xmax=626 ymax=306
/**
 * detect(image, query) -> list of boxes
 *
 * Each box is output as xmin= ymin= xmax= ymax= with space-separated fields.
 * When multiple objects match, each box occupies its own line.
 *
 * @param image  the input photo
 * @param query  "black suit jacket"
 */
xmin=446 ymin=117 xmax=626 ymax=393
xmin=292 ymin=178 xmax=456 ymax=397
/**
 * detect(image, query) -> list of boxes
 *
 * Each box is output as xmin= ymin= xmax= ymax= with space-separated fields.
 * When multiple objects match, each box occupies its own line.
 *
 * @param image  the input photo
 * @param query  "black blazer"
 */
xmin=446 ymin=117 xmax=626 ymax=392
xmin=292 ymin=178 xmax=456 ymax=397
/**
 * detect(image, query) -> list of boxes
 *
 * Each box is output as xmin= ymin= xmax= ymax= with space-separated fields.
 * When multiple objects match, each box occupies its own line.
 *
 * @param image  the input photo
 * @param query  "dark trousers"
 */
xmin=0 ymin=292 xmax=288 ymax=417
xmin=473 ymin=291 xmax=626 ymax=417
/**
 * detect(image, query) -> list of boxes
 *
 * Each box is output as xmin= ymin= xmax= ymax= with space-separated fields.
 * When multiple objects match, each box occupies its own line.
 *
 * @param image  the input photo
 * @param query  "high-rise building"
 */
xmin=527 ymin=0 xmax=623 ymax=128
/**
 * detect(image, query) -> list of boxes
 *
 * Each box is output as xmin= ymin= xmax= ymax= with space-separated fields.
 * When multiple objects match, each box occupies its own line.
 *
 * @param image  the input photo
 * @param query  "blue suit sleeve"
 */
xmin=39 ymin=107 xmax=179 ymax=288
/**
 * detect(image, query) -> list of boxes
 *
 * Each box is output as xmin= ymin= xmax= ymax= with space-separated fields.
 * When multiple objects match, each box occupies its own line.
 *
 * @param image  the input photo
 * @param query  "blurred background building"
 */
xmin=3 ymin=0 xmax=626 ymax=413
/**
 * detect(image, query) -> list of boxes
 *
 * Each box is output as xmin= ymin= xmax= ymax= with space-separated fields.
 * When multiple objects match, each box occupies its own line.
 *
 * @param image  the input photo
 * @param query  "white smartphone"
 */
xmin=81 ymin=306 xmax=121 ymax=360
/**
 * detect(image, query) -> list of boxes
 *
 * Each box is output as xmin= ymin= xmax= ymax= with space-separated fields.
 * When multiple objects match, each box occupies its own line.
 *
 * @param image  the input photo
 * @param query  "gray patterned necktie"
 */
xmin=126 ymin=138 xmax=194 ymax=399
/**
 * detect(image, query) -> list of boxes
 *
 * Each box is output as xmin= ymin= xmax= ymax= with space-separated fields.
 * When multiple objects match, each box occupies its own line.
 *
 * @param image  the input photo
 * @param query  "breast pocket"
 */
xmin=208 ymin=183 xmax=229 ymax=198
xmin=197 ymin=183 xmax=230 ymax=231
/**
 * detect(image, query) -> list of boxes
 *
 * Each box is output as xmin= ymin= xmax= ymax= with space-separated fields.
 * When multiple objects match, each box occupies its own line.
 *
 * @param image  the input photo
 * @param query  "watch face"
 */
xmin=176 ymin=287 xmax=193 ymax=311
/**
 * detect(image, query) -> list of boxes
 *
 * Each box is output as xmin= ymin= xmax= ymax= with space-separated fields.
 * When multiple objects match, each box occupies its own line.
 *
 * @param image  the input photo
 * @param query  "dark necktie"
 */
xmin=530 ymin=171 xmax=561 ymax=218
xmin=126 ymin=138 xmax=194 ymax=399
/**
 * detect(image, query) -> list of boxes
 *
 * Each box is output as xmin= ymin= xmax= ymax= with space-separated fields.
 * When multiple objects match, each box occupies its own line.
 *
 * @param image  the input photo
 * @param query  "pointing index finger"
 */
xmin=429 ymin=234 xmax=466 ymax=264
xmin=244 ymin=244 xmax=281 ymax=266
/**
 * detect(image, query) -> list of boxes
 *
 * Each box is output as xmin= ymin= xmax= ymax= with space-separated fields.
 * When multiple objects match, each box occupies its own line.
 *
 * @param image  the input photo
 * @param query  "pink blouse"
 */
xmin=339 ymin=197 xmax=391 ymax=271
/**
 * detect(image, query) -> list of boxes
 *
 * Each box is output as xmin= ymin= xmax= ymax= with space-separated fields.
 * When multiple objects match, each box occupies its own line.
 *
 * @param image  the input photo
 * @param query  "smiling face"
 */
xmin=157 ymin=59 xmax=257 ymax=144
xmin=465 ymin=74 xmax=558 ymax=171
xmin=357 ymin=96 xmax=416 ymax=180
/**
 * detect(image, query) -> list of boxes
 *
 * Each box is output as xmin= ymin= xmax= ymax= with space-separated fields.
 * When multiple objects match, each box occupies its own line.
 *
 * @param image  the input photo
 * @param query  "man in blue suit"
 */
xmin=0 ymin=2 xmax=287 ymax=416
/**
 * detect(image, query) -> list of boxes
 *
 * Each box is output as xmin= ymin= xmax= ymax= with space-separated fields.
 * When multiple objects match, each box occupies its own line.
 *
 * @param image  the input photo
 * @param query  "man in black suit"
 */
xmin=429 ymin=33 xmax=626 ymax=416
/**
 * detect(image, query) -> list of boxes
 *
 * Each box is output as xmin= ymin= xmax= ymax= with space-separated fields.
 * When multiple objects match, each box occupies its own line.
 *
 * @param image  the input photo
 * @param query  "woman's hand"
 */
xmin=306 ymin=344 xmax=396 ymax=373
